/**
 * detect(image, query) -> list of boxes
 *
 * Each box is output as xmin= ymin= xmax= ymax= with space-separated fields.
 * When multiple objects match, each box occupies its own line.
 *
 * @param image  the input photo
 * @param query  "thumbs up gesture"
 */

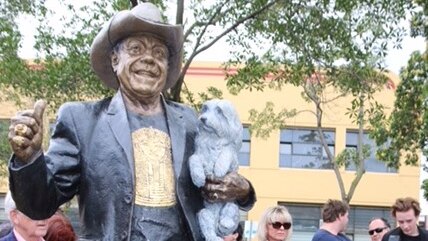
xmin=8 ymin=100 xmax=47 ymax=162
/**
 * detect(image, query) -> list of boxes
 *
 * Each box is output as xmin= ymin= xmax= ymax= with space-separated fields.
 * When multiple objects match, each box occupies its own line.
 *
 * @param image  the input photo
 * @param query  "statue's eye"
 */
xmin=153 ymin=47 xmax=167 ymax=59
xmin=130 ymin=45 xmax=140 ymax=54
xmin=216 ymin=106 xmax=223 ymax=115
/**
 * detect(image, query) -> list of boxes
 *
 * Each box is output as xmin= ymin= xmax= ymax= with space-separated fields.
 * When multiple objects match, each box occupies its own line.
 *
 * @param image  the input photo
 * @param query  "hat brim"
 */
xmin=90 ymin=8 xmax=183 ymax=90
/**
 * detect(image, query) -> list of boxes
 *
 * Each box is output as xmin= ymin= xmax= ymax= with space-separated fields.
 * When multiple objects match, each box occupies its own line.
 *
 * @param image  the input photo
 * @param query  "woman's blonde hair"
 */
xmin=257 ymin=205 xmax=293 ymax=241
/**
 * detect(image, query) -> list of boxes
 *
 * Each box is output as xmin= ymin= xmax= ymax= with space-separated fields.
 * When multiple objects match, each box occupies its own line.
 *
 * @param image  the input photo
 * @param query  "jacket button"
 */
xmin=121 ymin=231 xmax=127 ymax=240
xmin=124 ymin=193 xmax=132 ymax=203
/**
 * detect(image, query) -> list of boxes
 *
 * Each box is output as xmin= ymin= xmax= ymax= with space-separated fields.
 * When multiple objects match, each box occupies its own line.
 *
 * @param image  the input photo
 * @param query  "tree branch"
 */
xmin=172 ymin=0 xmax=281 ymax=101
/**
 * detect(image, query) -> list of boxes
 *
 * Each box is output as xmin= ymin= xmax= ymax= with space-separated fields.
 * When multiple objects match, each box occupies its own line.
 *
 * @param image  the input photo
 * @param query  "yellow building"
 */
xmin=0 ymin=61 xmax=421 ymax=241
xmin=184 ymin=62 xmax=420 ymax=241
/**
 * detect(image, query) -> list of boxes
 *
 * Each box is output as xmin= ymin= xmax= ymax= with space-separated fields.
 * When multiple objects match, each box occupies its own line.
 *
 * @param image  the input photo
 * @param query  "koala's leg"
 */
xmin=198 ymin=207 xmax=223 ymax=241
xmin=189 ymin=154 xmax=206 ymax=187
xmin=217 ymin=202 xmax=240 ymax=237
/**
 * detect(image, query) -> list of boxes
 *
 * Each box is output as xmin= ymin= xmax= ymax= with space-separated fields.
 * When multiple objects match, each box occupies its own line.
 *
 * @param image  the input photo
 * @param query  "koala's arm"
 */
xmin=189 ymin=154 xmax=206 ymax=188
xmin=214 ymin=149 xmax=237 ymax=178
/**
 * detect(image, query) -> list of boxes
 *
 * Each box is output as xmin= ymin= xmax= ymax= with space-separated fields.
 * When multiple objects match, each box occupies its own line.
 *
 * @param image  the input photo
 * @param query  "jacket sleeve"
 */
xmin=237 ymin=179 xmax=256 ymax=211
xmin=8 ymin=103 xmax=81 ymax=220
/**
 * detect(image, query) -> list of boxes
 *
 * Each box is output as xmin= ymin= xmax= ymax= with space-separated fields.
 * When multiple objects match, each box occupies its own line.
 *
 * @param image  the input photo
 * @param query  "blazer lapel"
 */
xmin=106 ymin=91 xmax=134 ymax=181
xmin=106 ymin=92 xmax=186 ymax=181
xmin=163 ymin=98 xmax=186 ymax=179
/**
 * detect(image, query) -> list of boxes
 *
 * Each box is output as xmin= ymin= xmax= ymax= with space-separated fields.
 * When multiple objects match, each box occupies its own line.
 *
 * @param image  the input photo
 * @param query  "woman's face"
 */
xmin=266 ymin=221 xmax=290 ymax=241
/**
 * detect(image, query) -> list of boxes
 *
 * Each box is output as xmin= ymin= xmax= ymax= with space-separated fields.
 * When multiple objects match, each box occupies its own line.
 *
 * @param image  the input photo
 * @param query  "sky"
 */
xmin=16 ymin=1 xmax=427 ymax=76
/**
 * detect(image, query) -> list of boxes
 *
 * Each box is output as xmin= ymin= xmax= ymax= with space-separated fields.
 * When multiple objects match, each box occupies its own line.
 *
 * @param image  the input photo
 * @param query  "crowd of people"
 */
xmin=256 ymin=197 xmax=427 ymax=241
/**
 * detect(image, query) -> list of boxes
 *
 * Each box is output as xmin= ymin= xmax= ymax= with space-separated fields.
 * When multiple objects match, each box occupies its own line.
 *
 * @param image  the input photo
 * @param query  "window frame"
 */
xmin=345 ymin=130 xmax=396 ymax=173
xmin=279 ymin=127 xmax=335 ymax=169
xmin=238 ymin=125 xmax=251 ymax=166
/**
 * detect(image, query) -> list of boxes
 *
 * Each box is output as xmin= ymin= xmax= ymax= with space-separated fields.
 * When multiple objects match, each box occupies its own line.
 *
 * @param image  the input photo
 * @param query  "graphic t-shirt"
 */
xmin=128 ymin=111 xmax=188 ymax=241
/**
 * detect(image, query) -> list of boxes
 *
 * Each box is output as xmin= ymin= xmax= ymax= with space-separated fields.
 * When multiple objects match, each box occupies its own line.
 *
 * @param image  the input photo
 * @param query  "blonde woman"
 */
xmin=257 ymin=205 xmax=293 ymax=241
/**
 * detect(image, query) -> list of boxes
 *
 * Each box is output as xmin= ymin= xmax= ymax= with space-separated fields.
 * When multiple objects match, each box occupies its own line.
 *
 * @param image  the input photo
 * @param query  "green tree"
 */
xmin=0 ymin=0 xmax=281 ymax=111
xmin=223 ymin=0 xmax=415 ymax=203
xmin=371 ymin=0 xmax=427 ymax=200
xmin=0 ymin=0 xmax=282 ymax=169
xmin=0 ymin=120 xmax=11 ymax=176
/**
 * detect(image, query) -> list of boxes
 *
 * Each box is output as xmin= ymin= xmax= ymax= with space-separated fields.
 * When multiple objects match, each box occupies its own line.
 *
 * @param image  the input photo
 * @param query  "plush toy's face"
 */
xmin=198 ymin=99 xmax=242 ymax=149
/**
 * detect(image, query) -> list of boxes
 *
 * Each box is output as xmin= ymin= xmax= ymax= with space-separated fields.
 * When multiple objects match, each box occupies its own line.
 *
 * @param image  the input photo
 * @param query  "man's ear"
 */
xmin=9 ymin=210 xmax=19 ymax=224
xmin=111 ymin=52 xmax=119 ymax=72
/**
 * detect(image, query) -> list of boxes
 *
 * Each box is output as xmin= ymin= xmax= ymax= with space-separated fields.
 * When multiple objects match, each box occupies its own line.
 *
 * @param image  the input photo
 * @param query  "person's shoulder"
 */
xmin=338 ymin=233 xmax=351 ymax=241
xmin=165 ymin=100 xmax=197 ymax=117
xmin=165 ymin=100 xmax=193 ymax=110
xmin=0 ymin=231 xmax=16 ymax=241
xmin=381 ymin=228 xmax=400 ymax=241
xmin=312 ymin=229 xmax=328 ymax=240
xmin=58 ymin=97 xmax=112 ymax=115
xmin=419 ymin=226 xmax=428 ymax=237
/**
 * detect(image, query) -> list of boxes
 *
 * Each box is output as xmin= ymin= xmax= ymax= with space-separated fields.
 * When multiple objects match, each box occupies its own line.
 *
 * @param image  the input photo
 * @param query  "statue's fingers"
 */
xmin=11 ymin=136 xmax=31 ymax=149
xmin=32 ymin=99 xmax=47 ymax=126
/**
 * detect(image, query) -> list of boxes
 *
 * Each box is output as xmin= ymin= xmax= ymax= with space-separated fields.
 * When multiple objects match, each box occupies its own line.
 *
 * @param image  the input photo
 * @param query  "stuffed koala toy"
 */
xmin=189 ymin=99 xmax=243 ymax=241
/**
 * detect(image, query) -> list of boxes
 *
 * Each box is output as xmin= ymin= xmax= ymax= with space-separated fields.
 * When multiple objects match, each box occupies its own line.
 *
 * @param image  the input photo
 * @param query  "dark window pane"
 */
xmin=280 ymin=204 xmax=321 ymax=232
xmin=345 ymin=131 xmax=396 ymax=173
xmin=239 ymin=126 xmax=250 ymax=166
xmin=279 ymin=128 xmax=335 ymax=169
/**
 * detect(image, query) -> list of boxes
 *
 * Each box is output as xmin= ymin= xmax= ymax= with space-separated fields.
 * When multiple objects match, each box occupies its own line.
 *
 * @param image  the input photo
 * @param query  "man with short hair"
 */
xmin=7 ymin=2 xmax=255 ymax=241
xmin=311 ymin=199 xmax=351 ymax=241
xmin=368 ymin=217 xmax=390 ymax=241
xmin=382 ymin=197 xmax=428 ymax=241
xmin=0 ymin=192 xmax=48 ymax=241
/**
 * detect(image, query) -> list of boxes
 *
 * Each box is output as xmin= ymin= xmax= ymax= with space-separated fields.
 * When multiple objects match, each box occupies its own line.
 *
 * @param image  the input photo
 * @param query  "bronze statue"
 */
xmin=8 ymin=3 xmax=255 ymax=241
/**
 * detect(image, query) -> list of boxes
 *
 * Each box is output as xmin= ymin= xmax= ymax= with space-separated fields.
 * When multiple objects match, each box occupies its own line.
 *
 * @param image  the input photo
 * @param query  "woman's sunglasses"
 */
xmin=271 ymin=222 xmax=292 ymax=230
xmin=368 ymin=227 xmax=387 ymax=235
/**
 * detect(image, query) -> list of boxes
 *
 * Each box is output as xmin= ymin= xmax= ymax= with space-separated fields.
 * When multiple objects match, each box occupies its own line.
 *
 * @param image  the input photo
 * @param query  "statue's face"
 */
xmin=111 ymin=35 xmax=169 ymax=100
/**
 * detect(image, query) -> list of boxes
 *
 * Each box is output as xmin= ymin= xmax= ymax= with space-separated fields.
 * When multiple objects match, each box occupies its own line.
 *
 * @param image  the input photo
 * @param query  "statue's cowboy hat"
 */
xmin=90 ymin=2 xmax=183 ymax=90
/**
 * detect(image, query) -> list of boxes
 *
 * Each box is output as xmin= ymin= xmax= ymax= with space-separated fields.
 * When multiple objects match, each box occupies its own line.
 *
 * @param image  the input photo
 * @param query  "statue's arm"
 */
xmin=9 ymin=103 xmax=81 ymax=220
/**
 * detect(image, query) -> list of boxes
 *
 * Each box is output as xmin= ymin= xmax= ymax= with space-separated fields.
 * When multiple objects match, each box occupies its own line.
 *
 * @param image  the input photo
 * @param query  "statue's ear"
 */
xmin=111 ymin=52 xmax=119 ymax=72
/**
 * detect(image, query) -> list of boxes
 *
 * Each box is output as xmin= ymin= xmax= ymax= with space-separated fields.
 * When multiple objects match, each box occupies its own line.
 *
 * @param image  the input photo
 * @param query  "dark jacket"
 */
xmin=382 ymin=227 xmax=428 ymax=241
xmin=0 ymin=231 xmax=17 ymax=241
xmin=0 ymin=222 xmax=12 ymax=238
xmin=9 ymin=92 xmax=252 ymax=241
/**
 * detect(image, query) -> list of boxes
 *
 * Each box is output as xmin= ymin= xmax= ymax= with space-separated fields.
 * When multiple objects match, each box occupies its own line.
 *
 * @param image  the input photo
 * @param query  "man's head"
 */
xmin=90 ymin=2 xmax=183 ymax=92
xmin=368 ymin=218 xmax=390 ymax=241
xmin=391 ymin=197 xmax=420 ymax=236
xmin=5 ymin=192 xmax=48 ymax=240
xmin=111 ymin=34 xmax=169 ymax=99
xmin=322 ymin=199 xmax=349 ymax=232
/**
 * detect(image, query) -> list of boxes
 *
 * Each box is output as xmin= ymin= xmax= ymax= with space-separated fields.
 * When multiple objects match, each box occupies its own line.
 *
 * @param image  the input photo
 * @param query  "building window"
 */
xmin=345 ymin=131 xmax=396 ymax=173
xmin=238 ymin=126 xmax=250 ymax=166
xmin=279 ymin=128 xmax=335 ymax=169
xmin=285 ymin=204 xmax=321 ymax=232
